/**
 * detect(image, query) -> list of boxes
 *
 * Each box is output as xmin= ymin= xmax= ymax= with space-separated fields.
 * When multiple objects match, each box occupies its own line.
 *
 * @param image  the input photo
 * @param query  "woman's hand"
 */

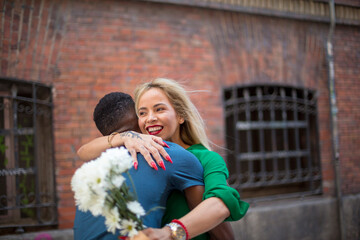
xmin=77 ymin=131 xmax=172 ymax=168
xmin=141 ymin=227 xmax=172 ymax=240
xmin=120 ymin=131 xmax=172 ymax=170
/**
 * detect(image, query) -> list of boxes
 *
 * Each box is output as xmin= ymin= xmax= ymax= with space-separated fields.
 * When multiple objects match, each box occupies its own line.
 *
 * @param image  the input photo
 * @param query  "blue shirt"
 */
xmin=73 ymin=141 xmax=204 ymax=240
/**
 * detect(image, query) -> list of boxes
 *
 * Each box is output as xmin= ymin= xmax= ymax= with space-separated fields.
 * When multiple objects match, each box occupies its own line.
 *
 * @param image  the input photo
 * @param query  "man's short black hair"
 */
xmin=93 ymin=92 xmax=135 ymax=136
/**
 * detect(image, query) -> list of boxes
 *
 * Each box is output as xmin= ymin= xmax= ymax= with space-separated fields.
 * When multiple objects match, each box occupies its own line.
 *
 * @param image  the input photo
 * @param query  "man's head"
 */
xmin=93 ymin=92 xmax=140 ymax=136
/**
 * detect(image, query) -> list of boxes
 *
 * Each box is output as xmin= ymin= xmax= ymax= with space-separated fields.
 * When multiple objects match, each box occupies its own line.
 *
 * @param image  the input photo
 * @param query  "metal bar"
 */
xmin=270 ymin=93 xmax=279 ymax=181
xmin=0 ymin=167 xmax=35 ymax=177
xmin=0 ymin=128 xmax=34 ymax=135
xmin=8 ymin=95 xmax=53 ymax=107
xmin=32 ymin=83 xmax=41 ymax=225
xmin=304 ymin=90 xmax=313 ymax=186
xmin=233 ymin=86 xmax=241 ymax=187
xmin=224 ymin=94 xmax=319 ymax=107
xmin=280 ymin=88 xmax=290 ymax=180
xmin=244 ymin=189 xmax=322 ymax=203
xmin=48 ymin=83 xmax=58 ymax=225
xmin=237 ymin=120 xmax=307 ymax=129
xmin=292 ymin=89 xmax=301 ymax=179
xmin=11 ymin=85 xmax=20 ymax=212
xmin=326 ymin=0 xmax=345 ymax=236
xmin=244 ymin=89 xmax=254 ymax=183
xmin=1 ymin=202 xmax=57 ymax=211
xmin=0 ymin=77 xmax=52 ymax=88
xmin=242 ymin=174 xmax=322 ymax=188
xmin=0 ymin=222 xmax=57 ymax=229
xmin=237 ymin=150 xmax=309 ymax=160
xmin=257 ymin=87 xmax=266 ymax=182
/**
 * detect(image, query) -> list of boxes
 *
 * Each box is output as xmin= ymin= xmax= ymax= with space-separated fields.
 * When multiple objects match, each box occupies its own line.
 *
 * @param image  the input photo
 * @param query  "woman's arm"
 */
xmin=77 ymin=135 xmax=112 ymax=161
xmin=77 ymin=131 xmax=171 ymax=169
xmin=201 ymin=151 xmax=249 ymax=221
xmin=142 ymin=197 xmax=231 ymax=240
xmin=143 ymin=185 xmax=232 ymax=240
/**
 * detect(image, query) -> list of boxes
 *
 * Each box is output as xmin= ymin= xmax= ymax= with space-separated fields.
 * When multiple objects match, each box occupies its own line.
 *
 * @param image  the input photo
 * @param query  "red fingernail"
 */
xmin=151 ymin=162 xmax=158 ymax=170
xmin=163 ymin=142 xmax=170 ymax=148
xmin=134 ymin=162 xmax=138 ymax=170
xmin=165 ymin=155 xmax=173 ymax=163
xmin=159 ymin=161 xmax=166 ymax=170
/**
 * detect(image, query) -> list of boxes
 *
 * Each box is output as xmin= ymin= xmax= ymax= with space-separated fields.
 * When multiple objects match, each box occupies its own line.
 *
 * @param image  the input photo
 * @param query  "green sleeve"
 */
xmin=201 ymin=151 xmax=249 ymax=221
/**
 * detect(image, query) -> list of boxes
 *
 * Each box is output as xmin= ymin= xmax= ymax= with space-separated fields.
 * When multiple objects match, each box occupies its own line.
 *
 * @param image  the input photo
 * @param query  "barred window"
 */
xmin=223 ymin=85 xmax=322 ymax=200
xmin=0 ymin=78 xmax=57 ymax=232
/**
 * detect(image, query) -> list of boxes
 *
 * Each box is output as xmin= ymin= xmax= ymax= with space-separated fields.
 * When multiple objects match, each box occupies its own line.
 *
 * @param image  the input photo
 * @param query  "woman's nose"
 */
xmin=147 ymin=112 xmax=157 ymax=122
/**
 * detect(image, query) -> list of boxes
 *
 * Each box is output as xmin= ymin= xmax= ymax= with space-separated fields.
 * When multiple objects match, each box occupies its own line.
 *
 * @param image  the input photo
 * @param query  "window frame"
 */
xmin=223 ymin=84 xmax=322 ymax=201
xmin=0 ymin=78 xmax=57 ymax=231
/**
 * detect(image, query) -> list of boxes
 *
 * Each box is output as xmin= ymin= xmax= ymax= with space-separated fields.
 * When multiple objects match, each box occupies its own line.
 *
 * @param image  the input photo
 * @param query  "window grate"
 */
xmin=223 ymin=84 xmax=322 ymax=200
xmin=0 ymin=78 xmax=57 ymax=231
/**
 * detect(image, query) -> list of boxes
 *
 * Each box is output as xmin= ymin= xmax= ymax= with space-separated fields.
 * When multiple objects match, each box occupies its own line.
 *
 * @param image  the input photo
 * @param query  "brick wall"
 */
xmin=0 ymin=0 xmax=359 ymax=230
xmin=334 ymin=25 xmax=360 ymax=194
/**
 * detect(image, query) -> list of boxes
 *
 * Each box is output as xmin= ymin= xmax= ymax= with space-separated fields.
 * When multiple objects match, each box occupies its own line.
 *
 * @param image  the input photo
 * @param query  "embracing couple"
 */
xmin=73 ymin=78 xmax=249 ymax=240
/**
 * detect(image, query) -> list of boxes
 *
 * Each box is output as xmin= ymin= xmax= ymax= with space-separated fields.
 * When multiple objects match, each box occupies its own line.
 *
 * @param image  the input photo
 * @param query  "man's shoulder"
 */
xmin=165 ymin=142 xmax=198 ymax=161
xmin=163 ymin=142 xmax=204 ymax=186
xmin=164 ymin=141 xmax=183 ymax=150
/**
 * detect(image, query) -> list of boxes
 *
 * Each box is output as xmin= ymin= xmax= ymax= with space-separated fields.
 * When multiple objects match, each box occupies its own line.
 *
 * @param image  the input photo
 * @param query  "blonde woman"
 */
xmin=134 ymin=78 xmax=248 ymax=239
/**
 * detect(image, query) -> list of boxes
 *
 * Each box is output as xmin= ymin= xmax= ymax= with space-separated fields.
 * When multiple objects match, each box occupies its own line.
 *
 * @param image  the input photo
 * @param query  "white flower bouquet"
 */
xmin=71 ymin=147 xmax=147 ymax=239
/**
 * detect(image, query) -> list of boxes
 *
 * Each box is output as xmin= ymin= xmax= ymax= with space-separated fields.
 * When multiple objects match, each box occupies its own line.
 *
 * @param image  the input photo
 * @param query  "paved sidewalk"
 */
xmin=0 ymin=229 xmax=73 ymax=240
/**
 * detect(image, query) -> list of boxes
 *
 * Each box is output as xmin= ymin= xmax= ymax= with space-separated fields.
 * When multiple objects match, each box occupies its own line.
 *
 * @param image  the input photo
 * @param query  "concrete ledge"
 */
xmin=231 ymin=193 xmax=360 ymax=240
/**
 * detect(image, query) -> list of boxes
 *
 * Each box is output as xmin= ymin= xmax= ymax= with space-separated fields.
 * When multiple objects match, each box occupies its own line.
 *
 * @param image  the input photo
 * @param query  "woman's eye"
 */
xmin=138 ymin=111 xmax=146 ymax=116
xmin=156 ymin=107 xmax=164 ymax=112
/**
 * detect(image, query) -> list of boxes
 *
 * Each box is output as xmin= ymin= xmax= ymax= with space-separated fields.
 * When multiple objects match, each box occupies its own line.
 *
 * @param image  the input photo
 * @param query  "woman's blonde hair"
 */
xmin=134 ymin=78 xmax=211 ymax=150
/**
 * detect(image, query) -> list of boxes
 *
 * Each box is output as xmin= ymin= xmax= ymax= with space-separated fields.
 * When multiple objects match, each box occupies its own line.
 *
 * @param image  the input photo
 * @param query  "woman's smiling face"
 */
xmin=137 ymin=88 xmax=184 ymax=144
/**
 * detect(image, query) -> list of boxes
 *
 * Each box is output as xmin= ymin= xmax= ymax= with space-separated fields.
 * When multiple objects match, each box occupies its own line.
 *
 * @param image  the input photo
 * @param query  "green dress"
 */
xmin=161 ymin=144 xmax=249 ymax=240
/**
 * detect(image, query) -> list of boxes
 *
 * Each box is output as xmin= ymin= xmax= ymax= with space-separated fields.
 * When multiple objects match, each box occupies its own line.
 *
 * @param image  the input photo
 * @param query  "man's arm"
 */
xmin=178 ymin=197 xmax=231 ymax=239
xmin=208 ymin=222 xmax=235 ymax=240
xmin=182 ymin=185 xmax=204 ymax=210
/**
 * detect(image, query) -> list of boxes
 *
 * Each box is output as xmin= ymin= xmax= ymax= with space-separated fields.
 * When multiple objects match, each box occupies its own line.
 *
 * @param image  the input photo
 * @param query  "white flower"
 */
xmin=71 ymin=146 xmax=146 ymax=237
xmin=111 ymin=175 xmax=126 ymax=188
xmin=88 ymin=190 xmax=107 ymax=216
xmin=127 ymin=201 xmax=145 ymax=217
xmin=104 ymin=207 xmax=121 ymax=234
xmin=106 ymin=147 xmax=133 ymax=173
xmin=71 ymin=162 xmax=93 ymax=211
xmin=120 ymin=219 xmax=138 ymax=238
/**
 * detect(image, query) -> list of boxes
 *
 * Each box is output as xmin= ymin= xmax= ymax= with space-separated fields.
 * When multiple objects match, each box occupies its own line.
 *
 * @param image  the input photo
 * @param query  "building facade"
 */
xmin=0 ymin=0 xmax=359 ymax=239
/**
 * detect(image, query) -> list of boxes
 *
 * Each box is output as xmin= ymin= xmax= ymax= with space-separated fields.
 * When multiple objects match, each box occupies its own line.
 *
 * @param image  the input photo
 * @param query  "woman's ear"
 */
xmin=177 ymin=115 xmax=185 ymax=124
